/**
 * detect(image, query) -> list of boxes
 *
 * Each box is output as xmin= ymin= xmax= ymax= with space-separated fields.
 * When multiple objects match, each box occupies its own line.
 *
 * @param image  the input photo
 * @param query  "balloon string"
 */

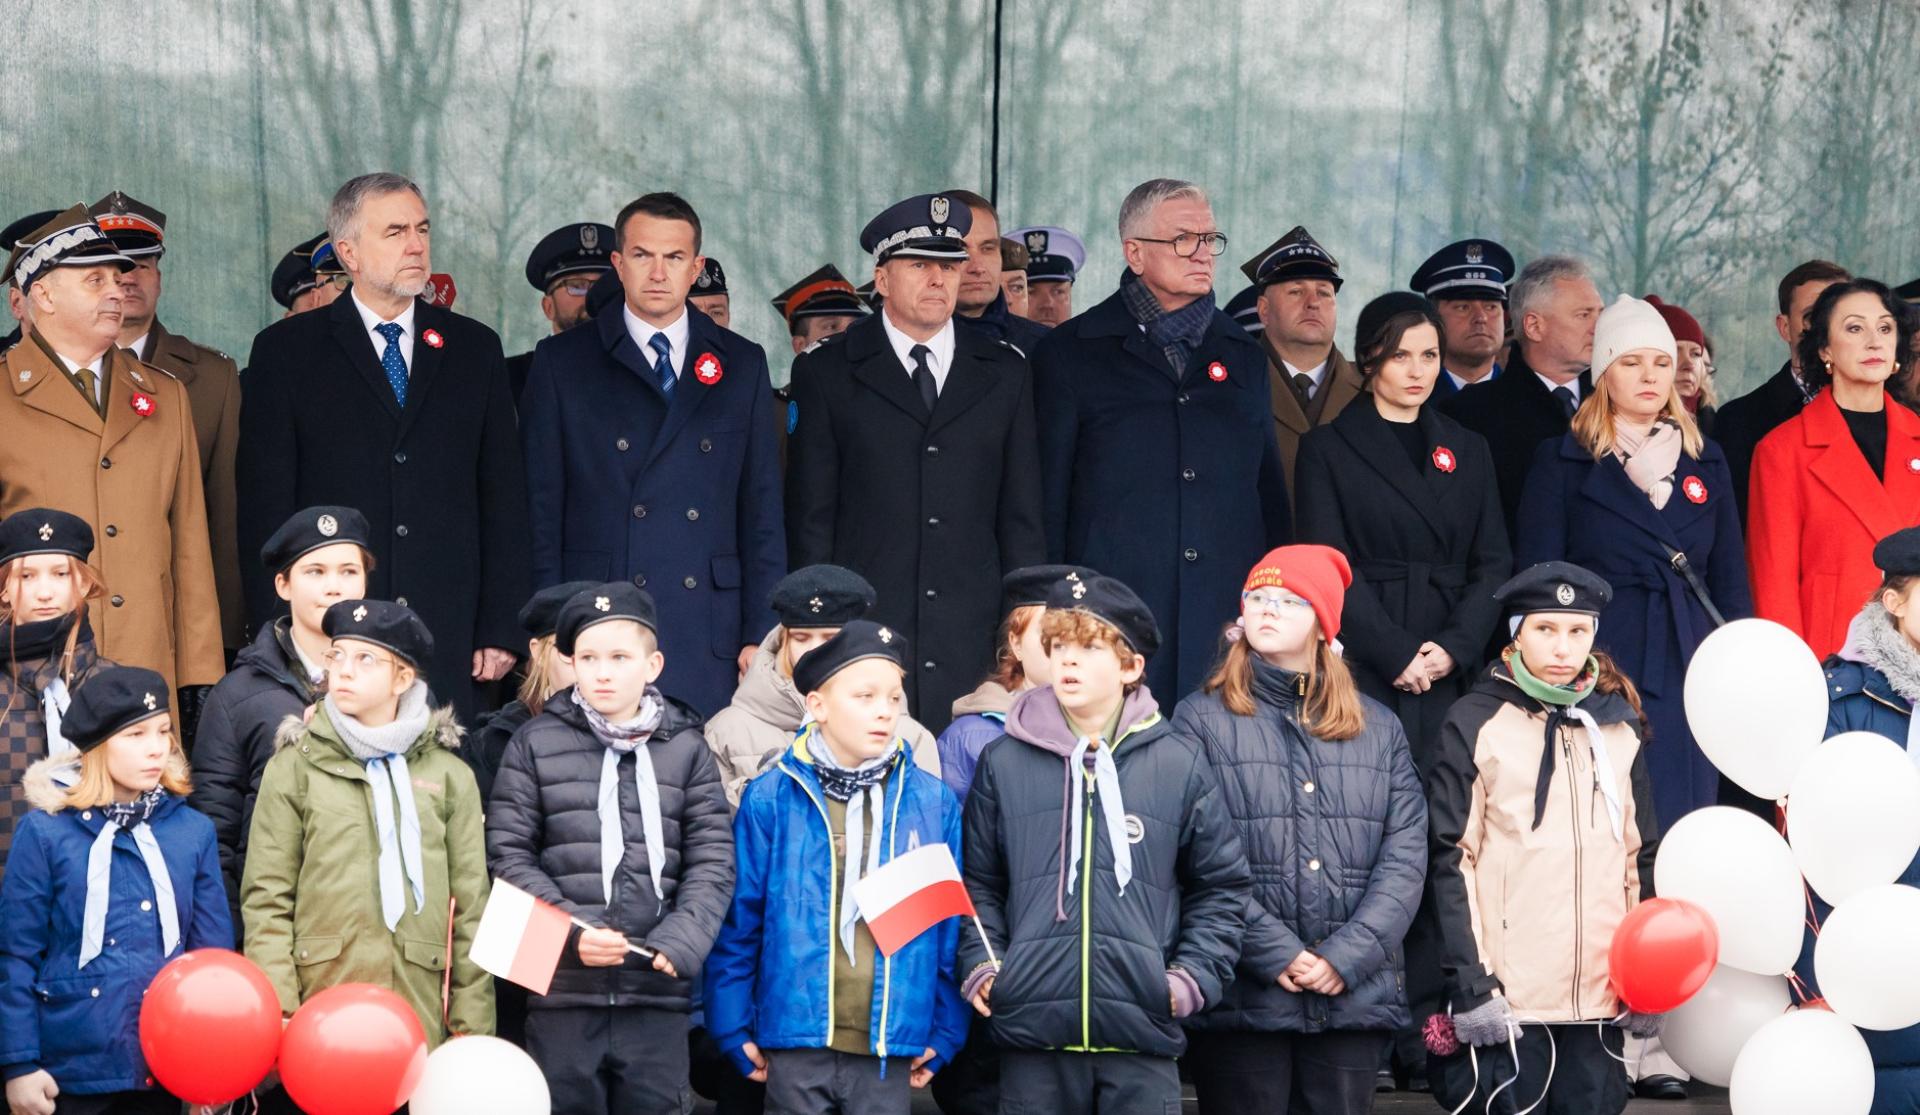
xmin=1442 ymin=1010 xmax=1558 ymax=1115
xmin=1786 ymin=971 xmax=1815 ymax=1005
xmin=1803 ymin=878 xmax=1825 ymax=939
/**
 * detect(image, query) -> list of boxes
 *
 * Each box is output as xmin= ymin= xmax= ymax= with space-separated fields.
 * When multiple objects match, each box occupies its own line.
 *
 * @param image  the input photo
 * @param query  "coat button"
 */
xmin=1177 ymin=393 xmax=1190 ymax=405
xmin=633 ymin=505 xmax=648 ymax=519
xmin=925 ymin=589 xmax=937 ymax=599
xmin=395 ymin=524 xmax=409 ymax=537
xmin=616 ymin=438 xmax=630 ymax=452
xmin=926 ymin=445 xmax=940 ymax=457
xmin=1303 ymin=781 xmax=1315 ymax=793
xmin=141 ymin=901 xmax=153 ymax=911
xmin=684 ymin=577 xmax=697 ymax=589
xmin=104 ymin=524 xmax=117 ymax=537
xmin=110 ymin=595 xmax=124 ymax=607
xmin=90 ymin=988 xmax=100 ymax=998
xmin=394 ymin=452 xmax=408 ymax=464
xmin=299 ymin=949 xmax=309 ymax=960
xmin=699 ymin=438 xmax=713 ymax=453
xmin=927 ymin=517 xmax=941 ymax=527
xmin=81 ymin=812 xmax=91 ymax=820
xmin=1308 ymin=859 xmax=1321 ymax=871
xmin=1183 ymin=548 xmax=1198 ymax=562
xmin=100 ymin=457 xmax=112 ymax=469
xmin=686 ymin=509 xmax=700 ymax=521
xmin=924 ymin=660 xmax=937 ymax=671
xmin=1181 ymin=468 xmax=1196 ymax=481
xmin=633 ymin=575 xmax=647 ymax=588
xmin=395 ymin=596 xmax=409 ymax=607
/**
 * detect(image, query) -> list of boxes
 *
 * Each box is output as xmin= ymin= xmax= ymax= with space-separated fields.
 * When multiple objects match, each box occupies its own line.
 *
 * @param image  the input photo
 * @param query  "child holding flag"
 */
xmin=705 ymin=619 xmax=970 ymax=1114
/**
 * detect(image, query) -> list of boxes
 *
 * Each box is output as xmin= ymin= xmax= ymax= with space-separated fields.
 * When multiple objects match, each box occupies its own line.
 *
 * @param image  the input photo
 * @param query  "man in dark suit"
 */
xmin=521 ymin=192 xmax=784 ymax=716
xmin=237 ymin=172 xmax=531 ymax=723
xmin=1444 ymin=254 xmax=1602 ymax=534
xmin=786 ymin=193 xmax=1045 ymax=732
xmin=1032 ymin=178 xmax=1291 ymax=705
xmin=1715 ymin=258 xmax=1851 ymax=522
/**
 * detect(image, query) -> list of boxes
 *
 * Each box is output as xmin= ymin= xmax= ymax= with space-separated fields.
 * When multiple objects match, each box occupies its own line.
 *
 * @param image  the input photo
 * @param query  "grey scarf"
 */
xmin=1119 ymin=269 xmax=1218 ymax=375
xmin=326 ymin=683 xmax=432 ymax=930
xmin=572 ymin=688 xmax=668 ymax=907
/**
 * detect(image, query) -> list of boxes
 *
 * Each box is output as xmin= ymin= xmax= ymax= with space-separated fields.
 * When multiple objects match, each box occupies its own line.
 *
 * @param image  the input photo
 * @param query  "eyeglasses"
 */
xmin=550 ymin=279 xmax=596 ymax=298
xmin=319 ymin=273 xmax=351 ymax=290
xmin=1131 ymin=232 xmax=1229 ymax=258
xmin=323 ymin=647 xmax=396 ymax=673
xmin=1242 ymin=590 xmax=1312 ymax=616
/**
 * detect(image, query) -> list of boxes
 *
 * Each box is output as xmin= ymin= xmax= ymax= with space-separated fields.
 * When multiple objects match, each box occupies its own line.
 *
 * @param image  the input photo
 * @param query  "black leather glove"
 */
xmin=176 ymin=684 xmax=212 ymax=755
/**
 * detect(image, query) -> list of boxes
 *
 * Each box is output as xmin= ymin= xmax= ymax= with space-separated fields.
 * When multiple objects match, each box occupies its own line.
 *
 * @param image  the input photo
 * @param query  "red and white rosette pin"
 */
xmin=1682 ymin=476 xmax=1708 ymax=504
xmin=1431 ymin=445 xmax=1457 ymax=473
xmin=130 ymin=391 xmax=156 ymax=417
xmin=694 ymin=352 xmax=723 ymax=385
xmin=422 ymin=328 xmax=445 ymax=349
xmin=1206 ymin=361 xmax=1228 ymax=382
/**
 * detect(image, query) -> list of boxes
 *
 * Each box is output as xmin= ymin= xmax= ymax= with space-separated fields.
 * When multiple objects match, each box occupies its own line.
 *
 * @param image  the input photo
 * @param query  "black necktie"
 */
xmin=1552 ymin=385 xmax=1577 ymax=419
xmin=911 ymin=344 xmax=938 ymax=413
xmin=1292 ymin=372 xmax=1315 ymax=402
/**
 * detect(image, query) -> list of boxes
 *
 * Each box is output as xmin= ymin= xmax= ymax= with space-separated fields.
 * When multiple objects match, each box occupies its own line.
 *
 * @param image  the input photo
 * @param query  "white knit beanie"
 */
xmin=1592 ymin=293 xmax=1677 ymax=376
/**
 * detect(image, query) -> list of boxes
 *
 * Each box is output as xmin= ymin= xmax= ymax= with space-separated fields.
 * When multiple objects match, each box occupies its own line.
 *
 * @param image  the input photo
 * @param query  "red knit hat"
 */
xmin=1642 ymin=294 xmax=1705 ymax=349
xmin=1242 ymin=545 xmax=1353 ymax=640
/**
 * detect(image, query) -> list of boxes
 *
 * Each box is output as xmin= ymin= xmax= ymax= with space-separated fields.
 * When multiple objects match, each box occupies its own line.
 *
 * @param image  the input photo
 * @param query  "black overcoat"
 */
xmin=1442 ymin=348 xmax=1590 ymax=536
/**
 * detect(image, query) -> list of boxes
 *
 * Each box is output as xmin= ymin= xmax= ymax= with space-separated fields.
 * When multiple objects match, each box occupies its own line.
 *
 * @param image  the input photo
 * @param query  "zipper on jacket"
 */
xmin=1080 ymin=766 xmax=1096 ymax=1049
xmin=1563 ymin=725 xmax=1584 ymax=1015
xmin=776 ymin=763 xmax=839 ymax=1047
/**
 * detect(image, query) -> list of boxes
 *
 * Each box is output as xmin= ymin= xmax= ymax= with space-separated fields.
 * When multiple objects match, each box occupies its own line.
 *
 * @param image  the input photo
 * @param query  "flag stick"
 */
xmin=970 ymin=913 xmax=1000 ymax=968
xmin=571 ymin=915 xmax=657 ymax=960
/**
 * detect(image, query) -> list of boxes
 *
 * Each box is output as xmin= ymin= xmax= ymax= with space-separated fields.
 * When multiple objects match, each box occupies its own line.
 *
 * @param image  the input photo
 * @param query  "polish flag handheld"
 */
xmin=851 ymin=842 xmax=995 ymax=963
xmin=469 ymin=879 xmax=574 ymax=995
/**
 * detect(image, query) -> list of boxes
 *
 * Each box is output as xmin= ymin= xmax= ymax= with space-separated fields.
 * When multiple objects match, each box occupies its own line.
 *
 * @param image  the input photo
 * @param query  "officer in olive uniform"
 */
xmin=90 ymin=190 xmax=247 ymax=658
xmin=506 ymin=222 xmax=616 ymax=403
xmin=689 ymin=256 xmax=731 ymax=328
xmin=785 ymin=193 xmax=1045 ymax=731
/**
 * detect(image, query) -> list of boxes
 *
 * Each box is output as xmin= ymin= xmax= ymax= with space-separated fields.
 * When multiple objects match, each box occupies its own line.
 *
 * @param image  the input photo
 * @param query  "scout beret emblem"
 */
xmin=143 ymin=692 xmax=157 ymax=710
xmin=1555 ymin=584 xmax=1576 ymax=607
xmin=809 ymin=596 xmax=824 ymax=613
xmin=353 ymin=605 xmax=368 ymax=622
xmin=37 ymin=523 xmax=53 ymax=541
xmin=594 ymin=596 xmax=611 ymax=612
xmin=878 ymin=627 xmax=893 ymax=643
xmin=317 ymin=514 xmax=339 ymax=537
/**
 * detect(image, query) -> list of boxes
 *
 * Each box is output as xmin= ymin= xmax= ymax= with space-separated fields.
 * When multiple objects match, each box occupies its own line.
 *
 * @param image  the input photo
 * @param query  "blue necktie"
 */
xmin=648 ymin=332 xmax=675 ymax=400
xmin=375 ymin=322 xmax=407 ymax=406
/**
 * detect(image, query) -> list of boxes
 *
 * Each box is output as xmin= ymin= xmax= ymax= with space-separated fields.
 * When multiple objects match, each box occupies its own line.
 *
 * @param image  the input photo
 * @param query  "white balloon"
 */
xmin=1729 ymin=1009 xmax=1873 ymax=1115
xmin=1663 ymin=965 xmax=1793 ymax=1087
xmin=408 ymin=1035 xmax=551 ymax=1115
xmin=1815 ymin=883 xmax=1920 ymax=1030
xmin=1788 ymin=731 xmax=1920 ymax=906
xmin=1684 ymin=619 xmax=1826 ymax=799
xmin=1654 ymin=807 xmax=1804 ymax=975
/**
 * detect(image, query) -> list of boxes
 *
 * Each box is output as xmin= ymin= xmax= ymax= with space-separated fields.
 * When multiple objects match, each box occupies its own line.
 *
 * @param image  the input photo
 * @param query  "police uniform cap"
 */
xmin=524 ymin=222 xmax=615 ymax=292
xmin=693 ymin=256 xmax=728 ymax=296
xmin=554 ymin=582 xmax=658 ymax=656
xmin=309 ymin=239 xmax=344 ymax=276
xmin=322 ymin=599 xmax=435 ymax=669
xmin=63 ymin=666 xmax=171 ymax=752
xmin=261 ymin=506 xmax=372 ymax=573
xmin=0 ymin=508 xmax=94 ymax=565
xmin=87 ymin=191 xmax=167 ymax=259
xmin=1001 ymin=564 xmax=1099 ymax=612
xmin=860 ymin=194 xmax=971 ymax=264
xmin=1410 ymin=239 xmax=1515 ymax=302
xmin=519 ymin=580 xmax=601 ymax=640
xmin=8 ymin=205 xmax=135 ymax=293
xmin=772 ymin=265 xmax=869 ymax=324
xmin=1224 ymin=286 xmax=1264 ymax=336
xmin=1045 ymin=573 xmax=1161 ymax=658
xmin=271 ymin=233 xmax=327 ymax=309
xmin=1007 ymin=226 xmax=1085 ymax=283
xmin=1493 ymin=562 xmax=1614 ymax=620
xmin=791 ymin=619 xmax=910 ymax=695
xmin=771 ymin=565 xmax=876 ymax=629
xmin=1240 ymin=225 xmax=1342 ymax=291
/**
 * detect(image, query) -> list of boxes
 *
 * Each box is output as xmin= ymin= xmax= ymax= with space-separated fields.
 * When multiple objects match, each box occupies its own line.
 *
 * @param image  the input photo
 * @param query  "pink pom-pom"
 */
xmin=1422 ymin=1012 xmax=1461 ymax=1057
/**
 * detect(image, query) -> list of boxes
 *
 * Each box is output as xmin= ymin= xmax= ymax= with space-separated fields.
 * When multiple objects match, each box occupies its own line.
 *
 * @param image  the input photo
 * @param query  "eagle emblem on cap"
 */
xmin=1025 ymin=230 xmax=1047 ymax=254
xmin=930 ymin=196 xmax=951 ymax=224
xmin=878 ymin=627 xmax=894 ymax=643
xmin=111 ymin=194 xmax=129 ymax=216
xmin=1555 ymin=584 xmax=1576 ymax=606
xmin=809 ymin=596 xmax=824 ymax=613
xmin=1466 ymin=243 xmax=1484 ymax=264
xmin=580 ymin=225 xmax=600 ymax=251
xmin=317 ymin=514 xmax=339 ymax=537
xmin=352 ymin=605 xmax=368 ymax=622
xmin=594 ymin=596 xmax=611 ymax=612
xmin=695 ymin=270 xmax=712 ymax=289
xmin=37 ymin=523 xmax=53 ymax=541
xmin=143 ymin=692 xmax=157 ymax=710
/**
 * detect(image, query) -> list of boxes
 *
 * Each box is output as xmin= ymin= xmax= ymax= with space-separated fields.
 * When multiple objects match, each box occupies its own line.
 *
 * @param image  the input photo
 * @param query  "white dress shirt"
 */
xmin=351 ymin=289 xmax=418 ymax=373
xmin=1537 ymin=371 xmax=1581 ymax=404
xmin=879 ymin=313 xmax=957 ymax=394
xmin=1281 ymin=358 xmax=1329 ymax=399
xmin=624 ymin=304 xmax=691 ymax=378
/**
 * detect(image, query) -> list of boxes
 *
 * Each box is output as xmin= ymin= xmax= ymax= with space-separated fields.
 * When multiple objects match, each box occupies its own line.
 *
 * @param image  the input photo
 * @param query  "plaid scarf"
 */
xmin=809 ymin=735 xmax=893 ymax=802
xmin=100 ymin=787 xmax=166 ymax=830
xmin=1119 ymin=269 xmax=1218 ymax=375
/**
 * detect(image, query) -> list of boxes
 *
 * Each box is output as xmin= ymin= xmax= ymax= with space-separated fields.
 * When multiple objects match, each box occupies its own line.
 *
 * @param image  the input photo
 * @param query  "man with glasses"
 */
xmin=1032 ymin=177 xmax=1290 ymax=705
xmin=507 ymin=221 xmax=617 ymax=403
xmin=1239 ymin=226 xmax=1362 ymax=501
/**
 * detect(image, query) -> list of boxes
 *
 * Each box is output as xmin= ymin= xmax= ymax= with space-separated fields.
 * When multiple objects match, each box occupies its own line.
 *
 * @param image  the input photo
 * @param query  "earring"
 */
xmin=1825 ymin=360 xmax=1833 ymax=376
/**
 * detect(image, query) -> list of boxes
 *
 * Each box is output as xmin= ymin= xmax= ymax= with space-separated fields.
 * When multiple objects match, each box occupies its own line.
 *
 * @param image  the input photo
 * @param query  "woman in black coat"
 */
xmin=1294 ymin=293 xmax=1511 ymax=768
xmin=1172 ymin=544 xmax=1426 ymax=1115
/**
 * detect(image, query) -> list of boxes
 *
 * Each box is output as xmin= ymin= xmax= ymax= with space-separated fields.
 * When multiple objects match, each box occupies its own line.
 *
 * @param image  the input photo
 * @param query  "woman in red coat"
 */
xmin=1749 ymin=279 xmax=1920 ymax=657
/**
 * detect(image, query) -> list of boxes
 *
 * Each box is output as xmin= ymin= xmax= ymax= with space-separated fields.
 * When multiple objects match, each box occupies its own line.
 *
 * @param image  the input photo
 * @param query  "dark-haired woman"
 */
xmin=1173 ymin=544 xmax=1426 ymax=1115
xmin=1750 ymin=279 xmax=1920 ymax=658
xmin=1294 ymin=292 xmax=1512 ymax=767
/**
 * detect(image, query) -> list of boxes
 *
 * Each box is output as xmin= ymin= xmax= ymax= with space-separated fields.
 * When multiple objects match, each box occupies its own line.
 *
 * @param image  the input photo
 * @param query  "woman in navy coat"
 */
xmin=1516 ymin=296 xmax=1752 ymax=827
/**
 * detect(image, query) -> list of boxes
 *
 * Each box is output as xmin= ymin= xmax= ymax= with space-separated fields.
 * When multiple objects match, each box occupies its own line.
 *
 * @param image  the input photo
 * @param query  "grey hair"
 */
xmin=1509 ymin=254 xmax=1594 ymax=327
xmin=327 ymin=172 xmax=426 ymax=245
xmin=1118 ymin=178 xmax=1209 ymax=240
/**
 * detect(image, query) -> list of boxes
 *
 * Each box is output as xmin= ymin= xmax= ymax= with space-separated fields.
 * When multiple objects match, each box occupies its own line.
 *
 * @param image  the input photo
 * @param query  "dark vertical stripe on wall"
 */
xmin=989 ymin=0 xmax=1005 ymax=206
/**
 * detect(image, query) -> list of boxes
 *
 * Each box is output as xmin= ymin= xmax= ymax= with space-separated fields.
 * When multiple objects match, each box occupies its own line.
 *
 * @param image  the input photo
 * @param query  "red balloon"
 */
xmin=280 ymin=984 xmax=429 ymax=1115
xmin=1609 ymin=897 xmax=1720 ymax=1013
xmin=139 ymin=949 xmax=282 ymax=1104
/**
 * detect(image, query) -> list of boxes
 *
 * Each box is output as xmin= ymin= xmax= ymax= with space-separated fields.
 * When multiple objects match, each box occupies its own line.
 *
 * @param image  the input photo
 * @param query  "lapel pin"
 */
xmin=1909 ymin=458 xmax=1920 ymax=474
xmin=1683 ymin=476 xmax=1708 ymax=504
xmin=1206 ymin=361 xmax=1228 ymax=382
xmin=129 ymin=391 xmax=155 ymax=417
xmin=422 ymin=328 xmax=444 ymax=349
xmin=1431 ymin=446 xmax=1457 ymax=474
xmin=694 ymin=353 xmax=723 ymax=385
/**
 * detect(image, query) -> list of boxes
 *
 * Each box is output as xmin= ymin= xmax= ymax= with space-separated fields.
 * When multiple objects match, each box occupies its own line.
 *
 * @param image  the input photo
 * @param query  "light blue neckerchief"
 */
xmin=1065 ymin=735 xmax=1132 ymax=899
xmin=79 ymin=807 xmax=179 ymax=968
xmin=367 ymin=753 xmax=427 ymax=930
xmin=574 ymin=690 xmax=667 ymax=908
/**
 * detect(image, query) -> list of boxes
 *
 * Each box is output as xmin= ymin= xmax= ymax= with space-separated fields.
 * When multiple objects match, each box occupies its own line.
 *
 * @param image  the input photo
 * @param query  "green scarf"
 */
xmin=1503 ymin=646 xmax=1599 ymax=707
xmin=1503 ymin=646 xmax=1624 ymax=839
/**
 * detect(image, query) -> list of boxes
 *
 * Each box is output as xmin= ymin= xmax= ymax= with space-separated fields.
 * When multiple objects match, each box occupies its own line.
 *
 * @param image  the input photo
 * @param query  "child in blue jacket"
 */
xmin=0 ymin=667 xmax=230 ymax=1115
xmin=705 ymin=620 xmax=969 ymax=1114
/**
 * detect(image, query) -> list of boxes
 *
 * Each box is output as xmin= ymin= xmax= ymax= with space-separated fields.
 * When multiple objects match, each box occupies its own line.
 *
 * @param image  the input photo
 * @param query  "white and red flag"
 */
xmin=468 ymin=878 xmax=573 ymax=995
xmin=851 ymin=843 xmax=978 ymax=957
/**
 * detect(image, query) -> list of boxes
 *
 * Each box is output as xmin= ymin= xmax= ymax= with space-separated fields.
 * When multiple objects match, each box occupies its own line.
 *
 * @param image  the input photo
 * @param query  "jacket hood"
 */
xmin=22 ymin=753 xmax=81 ymax=813
xmin=1004 ymin=685 xmax=1162 ymax=757
xmin=730 ymin=627 xmax=804 ymax=730
xmin=273 ymin=702 xmax=465 ymax=757
xmin=1839 ymin=600 xmax=1920 ymax=704
xmin=951 ymin=678 xmax=1014 ymax=719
